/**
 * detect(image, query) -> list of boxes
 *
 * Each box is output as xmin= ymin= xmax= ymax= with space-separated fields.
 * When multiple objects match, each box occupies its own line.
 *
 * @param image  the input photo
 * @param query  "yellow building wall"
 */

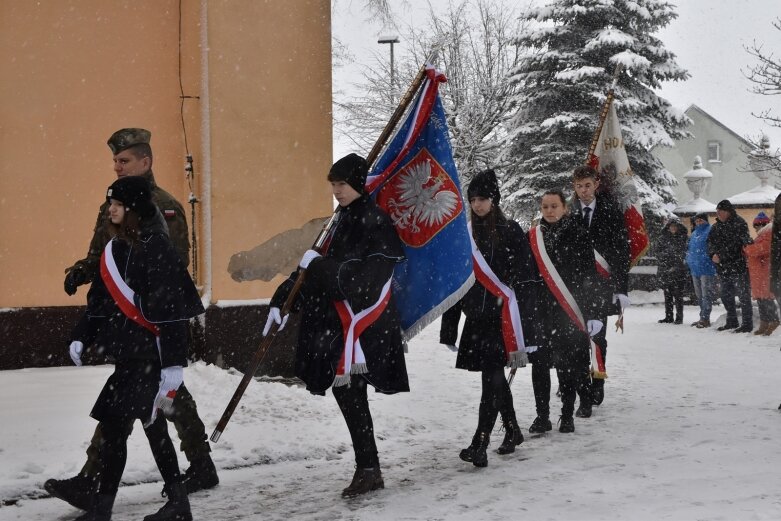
xmin=205 ymin=0 xmax=332 ymax=301
xmin=0 ymin=1 xmax=332 ymax=308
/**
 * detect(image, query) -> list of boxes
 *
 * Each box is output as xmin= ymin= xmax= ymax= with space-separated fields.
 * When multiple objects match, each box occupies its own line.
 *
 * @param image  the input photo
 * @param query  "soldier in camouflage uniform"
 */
xmin=63 ymin=128 xmax=189 ymax=292
xmin=46 ymin=129 xmax=218 ymax=512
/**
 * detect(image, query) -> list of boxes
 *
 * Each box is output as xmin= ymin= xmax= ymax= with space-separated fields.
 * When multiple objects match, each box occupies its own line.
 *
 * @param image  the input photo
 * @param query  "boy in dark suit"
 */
xmin=569 ymin=165 xmax=631 ymax=417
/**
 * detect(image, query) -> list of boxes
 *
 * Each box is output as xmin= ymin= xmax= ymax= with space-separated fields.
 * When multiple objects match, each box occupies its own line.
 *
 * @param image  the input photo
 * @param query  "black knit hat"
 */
xmin=467 ymin=169 xmax=500 ymax=204
xmin=106 ymin=176 xmax=156 ymax=219
xmin=694 ymin=212 xmax=709 ymax=223
xmin=328 ymin=153 xmax=368 ymax=194
xmin=716 ymin=199 xmax=734 ymax=212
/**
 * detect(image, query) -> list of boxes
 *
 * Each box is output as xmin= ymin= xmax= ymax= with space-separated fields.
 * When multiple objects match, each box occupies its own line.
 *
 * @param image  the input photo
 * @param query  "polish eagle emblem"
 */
xmin=376 ymin=149 xmax=462 ymax=247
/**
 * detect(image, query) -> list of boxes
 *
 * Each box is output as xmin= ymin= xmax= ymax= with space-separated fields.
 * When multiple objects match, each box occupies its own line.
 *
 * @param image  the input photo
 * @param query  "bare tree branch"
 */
xmin=744 ymin=17 xmax=781 ymax=127
xmin=334 ymin=0 xmax=532 ymax=185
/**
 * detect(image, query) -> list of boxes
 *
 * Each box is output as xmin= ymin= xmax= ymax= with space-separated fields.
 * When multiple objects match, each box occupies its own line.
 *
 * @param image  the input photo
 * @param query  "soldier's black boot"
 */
xmin=73 ymin=494 xmax=115 ymax=521
xmin=143 ymin=483 xmax=192 ymax=521
xmin=182 ymin=454 xmax=219 ymax=494
xmin=496 ymin=420 xmax=523 ymax=455
xmin=341 ymin=466 xmax=384 ymax=498
xmin=44 ymin=473 xmax=98 ymax=511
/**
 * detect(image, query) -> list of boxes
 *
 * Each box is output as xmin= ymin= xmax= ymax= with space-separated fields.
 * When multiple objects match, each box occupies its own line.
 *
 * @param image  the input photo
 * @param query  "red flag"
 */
xmin=587 ymin=103 xmax=649 ymax=265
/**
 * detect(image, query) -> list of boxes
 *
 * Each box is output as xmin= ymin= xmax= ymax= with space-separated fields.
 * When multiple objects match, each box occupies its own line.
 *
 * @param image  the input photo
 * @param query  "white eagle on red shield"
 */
xmin=376 ymin=148 xmax=462 ymax=247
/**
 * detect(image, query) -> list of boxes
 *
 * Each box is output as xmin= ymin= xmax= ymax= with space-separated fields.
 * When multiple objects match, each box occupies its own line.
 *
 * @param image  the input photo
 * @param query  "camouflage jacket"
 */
xmin=68 ymin=171 xmax=190 ymax=284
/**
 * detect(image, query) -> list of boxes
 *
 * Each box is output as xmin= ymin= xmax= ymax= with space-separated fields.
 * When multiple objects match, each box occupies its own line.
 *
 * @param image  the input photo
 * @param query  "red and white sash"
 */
xmin=594 ymin=249 xmax=611 ymax=279
xmin=469 ymin=225 xmax=528 ymax=368
xmin=332 ymin=277 xmax=393 ymax=387
xmin=100 ymin=240 xmax=160 ymax=338
xmin=529 ymin=226 xmax=607 ymax=379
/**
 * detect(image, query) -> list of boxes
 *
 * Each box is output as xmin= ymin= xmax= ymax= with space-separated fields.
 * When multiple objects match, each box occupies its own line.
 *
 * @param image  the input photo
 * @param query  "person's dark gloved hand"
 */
xmin=63 ymin=266 xmax=87 ymax=296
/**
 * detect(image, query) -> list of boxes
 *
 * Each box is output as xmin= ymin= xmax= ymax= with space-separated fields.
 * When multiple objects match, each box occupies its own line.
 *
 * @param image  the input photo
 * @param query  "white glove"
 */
xmin=613 ymin=293 xmax=631 ymax=311
xmin=145 ymin=366 xmax=183 ymax=428
xmin=587 ymin=320 xmax=604 ymax=337
xmin=263 ymin=307 xmax=289 ymax=336
xmin=525 ymin=345 xmax=539 ymax=354
xmin=69 ymin=341 xmax=83 ymax=366
xmin=444 ymin=344 xmax=458 ymax=352
xmin=299 ymin=249 xmax=321 ymax=270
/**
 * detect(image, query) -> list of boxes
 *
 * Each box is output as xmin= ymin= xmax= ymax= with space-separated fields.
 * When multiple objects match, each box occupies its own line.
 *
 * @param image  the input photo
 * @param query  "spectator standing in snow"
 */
xmin=62 ymin=176 xmax=203 ymax=521
xmin=440 ymin=169 xmax=541 ymax=467
xmin=686 ymin=213 xmax=718 ymax=328
xmin=708 ymin=199 xmax=754 ymax=333
xmin=656 ymin=218 xmax=690 ymax=324
xmin=746 ymin=212 xmax=779 ymax=335
xmin=264 ymin=154 xmax=408 ymax=498
xmin=528 ymin=189 xmax=605 ymax=434
xmin=46 ymin=129 xmax=217 ymax=514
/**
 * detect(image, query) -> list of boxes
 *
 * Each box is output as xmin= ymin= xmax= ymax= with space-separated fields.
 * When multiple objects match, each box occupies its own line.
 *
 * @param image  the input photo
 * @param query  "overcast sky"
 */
xmin=332 ymin=0 xmax=781 ymax=159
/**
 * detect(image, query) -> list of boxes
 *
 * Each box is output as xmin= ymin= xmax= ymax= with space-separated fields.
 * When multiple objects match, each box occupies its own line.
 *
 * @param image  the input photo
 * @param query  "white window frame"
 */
xmin=707 ymin=141 xmax=722 ymax=163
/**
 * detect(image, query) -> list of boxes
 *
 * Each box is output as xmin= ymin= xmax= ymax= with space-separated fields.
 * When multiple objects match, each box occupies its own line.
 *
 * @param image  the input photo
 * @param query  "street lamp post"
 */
xmin=378 ymin=34 xmax=400 ymax=89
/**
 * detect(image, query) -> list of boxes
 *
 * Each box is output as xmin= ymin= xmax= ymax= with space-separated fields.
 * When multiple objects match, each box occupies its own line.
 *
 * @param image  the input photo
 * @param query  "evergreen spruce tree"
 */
xmin=501 ymin=0 xmax=690 ymax=226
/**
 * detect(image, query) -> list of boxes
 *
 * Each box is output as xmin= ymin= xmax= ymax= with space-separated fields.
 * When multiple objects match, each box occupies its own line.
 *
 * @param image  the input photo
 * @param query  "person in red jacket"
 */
xmin=745 ymin=212 xmax=778 ymax=335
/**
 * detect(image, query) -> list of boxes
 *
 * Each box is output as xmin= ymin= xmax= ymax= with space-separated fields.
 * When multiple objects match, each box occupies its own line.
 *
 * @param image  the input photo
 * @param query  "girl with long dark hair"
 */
xmin=442 ymin=169 xmax=540 ymax=467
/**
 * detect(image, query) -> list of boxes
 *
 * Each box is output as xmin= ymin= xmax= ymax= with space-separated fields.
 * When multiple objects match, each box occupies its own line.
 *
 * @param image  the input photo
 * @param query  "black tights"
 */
xmin=332 ymin=376 xmax=379 ymax=468
xmin=477 ymin=368 xmax=515 ymax=433
xmin=98 ymin=416 xmax=182 ymax=496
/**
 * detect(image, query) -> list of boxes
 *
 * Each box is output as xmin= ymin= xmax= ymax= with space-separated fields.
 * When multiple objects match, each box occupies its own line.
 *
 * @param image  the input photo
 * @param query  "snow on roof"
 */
xmin=726 ymin=183 xmax=781 ymax=206
xmin=673 ymin=197 xmax=717 ymax=213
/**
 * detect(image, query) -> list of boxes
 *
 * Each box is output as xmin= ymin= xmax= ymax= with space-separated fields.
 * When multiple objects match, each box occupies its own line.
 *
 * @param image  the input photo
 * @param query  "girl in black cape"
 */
xmin=68 ymin=176 xmax=203 ymax=521
xmin=441 ymin=169 xmax=541 ymax=467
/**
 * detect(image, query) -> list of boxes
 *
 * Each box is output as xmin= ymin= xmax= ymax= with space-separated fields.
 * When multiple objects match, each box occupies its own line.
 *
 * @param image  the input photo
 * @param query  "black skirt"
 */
xmin=90 ymin=359 xmax=161 ymax=423
xmin=455 ymin=313 xmax=507 ymax=371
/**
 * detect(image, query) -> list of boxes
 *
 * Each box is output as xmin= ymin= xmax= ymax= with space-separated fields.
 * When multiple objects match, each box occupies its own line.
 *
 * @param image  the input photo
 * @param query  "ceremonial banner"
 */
xmin=587 ymin=102 xmax=649 ymax=265
xmin=367 ymin=67 xmax=473 ymax=339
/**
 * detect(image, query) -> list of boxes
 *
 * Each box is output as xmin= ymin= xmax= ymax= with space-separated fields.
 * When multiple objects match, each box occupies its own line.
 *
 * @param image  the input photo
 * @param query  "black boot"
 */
xmin=717 ymin=320 xmax=739 ymax=331
xmin=471 ymin=432 xmax=489 ymax=468
xmin=658 ymin=317 xmax=673 ymax=323
xmin=44 ymin=473 xmax=98 ymax=511
xmin=575 ymin=403 xmax=592 ymax=418
xmin=341 ymin=466 xmax=384 ymax=498
xmin=73 ymin=494 xmax=114 ymax=521
xmin=458 ymin=431 xmax=481 ymax=462
xmin=528 ymin=416 xmax=553 ymax=434
xmin=496 ymin=420 xmax=523 ymax=455
xmin=143 ymin=482 xmax=192 ymax=521
xmin=558 ymin=415 xmax=575 ymax=433
xmin=591 ymin=379 xmax=605 ymax=406
xmin=182 ymin=454 xmax=219 ymax=494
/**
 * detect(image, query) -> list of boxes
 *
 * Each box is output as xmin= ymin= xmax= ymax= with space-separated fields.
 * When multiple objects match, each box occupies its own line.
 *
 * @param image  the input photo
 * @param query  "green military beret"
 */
xmin=107 ymin=128 xmax=151 ymax=154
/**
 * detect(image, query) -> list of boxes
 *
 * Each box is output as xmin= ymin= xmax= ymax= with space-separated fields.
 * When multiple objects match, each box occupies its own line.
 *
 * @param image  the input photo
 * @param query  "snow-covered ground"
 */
xmin=2 ymin=301 xmax=781 ymax=520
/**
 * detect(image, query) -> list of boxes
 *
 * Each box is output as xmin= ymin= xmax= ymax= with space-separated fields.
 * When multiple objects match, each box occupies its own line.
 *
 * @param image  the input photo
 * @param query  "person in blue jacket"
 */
xmin=686 ymin=212 xmax=717 ymax=328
